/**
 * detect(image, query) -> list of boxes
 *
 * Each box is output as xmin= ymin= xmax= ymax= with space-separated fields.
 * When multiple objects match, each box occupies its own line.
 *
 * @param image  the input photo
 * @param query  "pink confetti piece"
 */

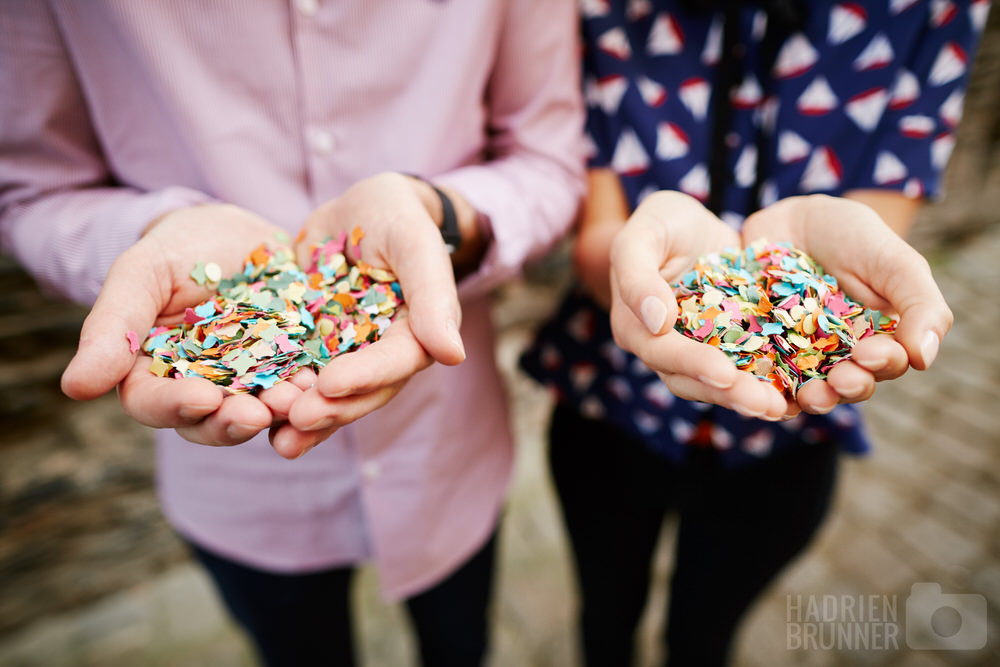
xmin=126 ymin=330 xmax=140 ymax=354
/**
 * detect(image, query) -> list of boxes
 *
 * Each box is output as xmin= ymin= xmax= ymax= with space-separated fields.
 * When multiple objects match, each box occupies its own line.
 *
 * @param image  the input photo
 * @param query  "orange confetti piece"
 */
xmin=350 ymin=226 xmax=365 ymax=248
xmin=333 ymin=293 xmax=356 ymax=308
xmin=249 ymin=244 xmax=271 ymax=267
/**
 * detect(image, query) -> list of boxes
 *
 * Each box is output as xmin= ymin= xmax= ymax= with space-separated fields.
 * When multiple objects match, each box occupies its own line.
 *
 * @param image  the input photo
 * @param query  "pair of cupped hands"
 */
xmin=607 ymin=191 xmax=953 ymax=422
xmin=61 ymin=174 xmax=953 ymax=460
xmin=60 ymin=174 xmax=466 ymax=459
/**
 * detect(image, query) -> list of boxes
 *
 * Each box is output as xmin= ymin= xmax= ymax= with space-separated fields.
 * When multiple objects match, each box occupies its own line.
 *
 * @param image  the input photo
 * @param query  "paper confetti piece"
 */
xmin=671 ymin=239 xmax=897 ymax=397
xmin=126 ymin=330 xmax=140 ymax=354
xmin=204 ymin=262 xmax=222 ymax=283
xmin=140 ymin=229 xmax=404 ymax=394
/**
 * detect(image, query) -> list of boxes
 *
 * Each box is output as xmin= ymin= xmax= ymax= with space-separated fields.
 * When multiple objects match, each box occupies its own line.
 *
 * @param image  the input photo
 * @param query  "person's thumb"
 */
xmin=61 ymin=248 xmax=164 ymax=400
xmin=390 ymin=225 xmax=465 ymax=366
xmin=609 ymin=214 xmax=680 ymax=339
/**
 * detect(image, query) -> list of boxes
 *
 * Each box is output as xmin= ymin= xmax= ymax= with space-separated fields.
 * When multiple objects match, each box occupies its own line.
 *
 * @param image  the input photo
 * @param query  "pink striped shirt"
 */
xmin=0 ymin=0 xmax=584 ymax=599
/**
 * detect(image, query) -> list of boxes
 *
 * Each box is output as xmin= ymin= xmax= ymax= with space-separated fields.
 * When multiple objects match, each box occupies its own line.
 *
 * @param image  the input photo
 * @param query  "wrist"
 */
xmin=402 ymin=173 xmax=489 ymax=277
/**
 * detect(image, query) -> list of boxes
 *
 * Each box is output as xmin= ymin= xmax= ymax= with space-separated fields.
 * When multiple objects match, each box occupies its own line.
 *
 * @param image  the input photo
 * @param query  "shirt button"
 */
xmin=296 ymin=0 xmax=319 ymax=18
xmin=361 ymin=460 xmax=381 ymax=482
xmin=307 ymin=127 xmax=335 ymax=155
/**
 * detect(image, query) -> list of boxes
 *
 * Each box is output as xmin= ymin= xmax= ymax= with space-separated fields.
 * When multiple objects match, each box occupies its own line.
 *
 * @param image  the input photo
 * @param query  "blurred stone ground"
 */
xmin=2 ymin=9 xmax=999 ymax=665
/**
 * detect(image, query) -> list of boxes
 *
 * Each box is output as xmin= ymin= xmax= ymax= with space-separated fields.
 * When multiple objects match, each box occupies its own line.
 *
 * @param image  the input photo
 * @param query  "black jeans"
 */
xmin=190 ymin=531 xmax=497 ymax=667
xmin=549 ymin=405 xmax=838 ymax=667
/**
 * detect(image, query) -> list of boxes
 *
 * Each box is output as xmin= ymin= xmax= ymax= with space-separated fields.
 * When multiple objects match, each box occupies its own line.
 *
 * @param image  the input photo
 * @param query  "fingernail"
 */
xmin=325 ymin=388 xmax=354 ymax=398
xmin=854 ymin=356 xmax=887 ymax=372
xmin=447 ymin=319 xmax=466 ymax=361
xmin=731 ymin=402 xmax=765 ymax=418
xmin=699 ymin=374 xmax=734 ymax=390
xmin=304 ymin=417 xmax=334 ymax=431
xmin=759 ymin=414 xmax=782 ymax=422
xmin=921 ymin=331 xmax=939 ymax=367
xmin=179 ymin=404 xmax=217 ymax=421
xmin=838 ymin=385 xmax=867 ymax=400
xmin=226 ymin=423 xmax=260 ymax=441
xmin=640 ymin=296 xmax=667 ymax=335
xmin=293 ymin=446 xmax=312 ymax=460
xmin=812 ymin=403 xmax=836 ymax=415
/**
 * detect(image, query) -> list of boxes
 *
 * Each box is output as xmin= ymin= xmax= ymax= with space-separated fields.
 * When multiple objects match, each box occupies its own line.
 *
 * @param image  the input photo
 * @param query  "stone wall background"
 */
xmin=1 ymin=7 xmax=998 ymax=665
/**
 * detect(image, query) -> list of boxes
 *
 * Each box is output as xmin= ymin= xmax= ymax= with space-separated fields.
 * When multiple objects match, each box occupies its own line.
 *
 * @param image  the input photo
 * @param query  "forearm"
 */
xmin=430 ymin=0 xmax=585 ymax=298
xmin=572 ymin=168 xmax=631 ymax=309
xmin=844 ymin=189 xmax=922 ymax=238
xmin=574 ymin=219 xmax=620 ymax=309
xmin=406 ymin=178 xmax=489 ymax=280
xmin=1 ymin=185 xmax=214 ymax=304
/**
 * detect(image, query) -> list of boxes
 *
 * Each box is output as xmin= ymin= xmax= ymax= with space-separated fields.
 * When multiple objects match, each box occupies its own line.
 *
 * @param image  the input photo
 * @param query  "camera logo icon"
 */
xmin=906 ymin=583 xmax=987 ymax=650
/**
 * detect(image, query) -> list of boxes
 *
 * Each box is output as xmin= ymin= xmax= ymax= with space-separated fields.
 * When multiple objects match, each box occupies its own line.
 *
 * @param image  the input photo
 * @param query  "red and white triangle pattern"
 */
xmin=904 ymin=178 xmax=924 ymax=198
xmin=778 ymin=130 xmax=811 ymax=164
xmin=638 ymin=75 xmax=667 ymax=107
xmin=590 ymin=74 xmax=628 ymax=114
xmin=626 ymin=0 xmax=652 ymax=22
xmin=801 ymin=147 xmax=843 ymax=191
xmin=939 ymin=89 xmax=965 ymax=128
xmin=874 ymin=150 xmax=907 ymax=185
xmin=711 ymin=425 xmax=734 ymax=450
xmin=757 ymin=95 xmax=780 ymax=135
xmin=899 ymin=114 xmax=936 ymax=138
xmin=679 ymin=163 xmax=709 ymax=200
xmin=888 ymin=69 xmax=920 ymax=110
xmin=734 ymin=145 xmax=757 ymax=188
xmin=971 ymin=0 xmax=990 ymax=31
xmin=648 ymin=12 xmax=684 ymax=55
xmin=854 ymin=32 xmax=894 ymax=71
xmin=569 ymin=362 xmax=598 ymax=392
xmin=930 ymin=0 xmax=958 ymax=28
xmin=828 ymin=3 xmax=867 ymax=45
xmin=580 ymin=0 xmax=611 ymax=19
xmin=611 ymin=127 xmax=650 ymax=176
xmin=890 ymin=0 xmax=920 ymax=15
xmin=797 ymin=76 xmax=838 ymax=115
xmin=701 ymin=17 xmax=722 ymax=66
xmin=656 ymin=121 xmax=690 ymax=160
xmin=845 ymin=87 xmax=889 ymax=132
xmin=774 ymin=33 xmax=819 ymax=79
xmin=742 ymin=429 xmax=774 ymax=456
xmin=931 ymin=132 xmax=956 ymax=170
xmin=679 ymin=77 xmax=711 ymax=120
xmin=731 ymin=74 xmax=763 ymax=109
xmin=643 ymin=381 xmax=674 ymax=409
xmin=929 ymin=42 xmax=968 ymax=86
xmin=598 ymin=27 xmax=632 ymax=60
xmin=634 ymin=410 xmax=662 ymax=434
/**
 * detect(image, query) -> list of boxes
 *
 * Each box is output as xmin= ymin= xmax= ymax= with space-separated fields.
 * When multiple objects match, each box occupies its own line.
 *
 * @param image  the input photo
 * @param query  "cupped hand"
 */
xmin=61 ymin=203 xmax=315 ymax=447
xmin=277 ymin=173 xmax=465 ymax=456
xmin=609 ymin=191 xmax=792 ymax=421
xmin=741 ymin=195 xmax=952 ymax=413
xmin=609 ymin=192 xmax=951 ymax=418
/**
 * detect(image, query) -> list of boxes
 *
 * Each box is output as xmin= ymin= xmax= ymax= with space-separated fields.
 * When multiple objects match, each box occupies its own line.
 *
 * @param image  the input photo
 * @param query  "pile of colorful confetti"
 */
xmin=137 ymin=228 xmax=403 ymax=394
xmin=672 ymin=239 xmax=897 ymax=397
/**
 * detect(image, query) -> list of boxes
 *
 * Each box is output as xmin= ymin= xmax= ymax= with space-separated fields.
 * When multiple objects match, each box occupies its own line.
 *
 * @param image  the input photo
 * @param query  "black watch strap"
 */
xmin=430 ymin=184 xmax=462 ymax=253
xmin=404 ymin=174 xmax=462 ymax=253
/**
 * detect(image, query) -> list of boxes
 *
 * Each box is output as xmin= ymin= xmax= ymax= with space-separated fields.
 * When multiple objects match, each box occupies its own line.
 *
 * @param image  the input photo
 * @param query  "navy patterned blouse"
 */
xmin=522 ymin=0 xmax=986 ymax=465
